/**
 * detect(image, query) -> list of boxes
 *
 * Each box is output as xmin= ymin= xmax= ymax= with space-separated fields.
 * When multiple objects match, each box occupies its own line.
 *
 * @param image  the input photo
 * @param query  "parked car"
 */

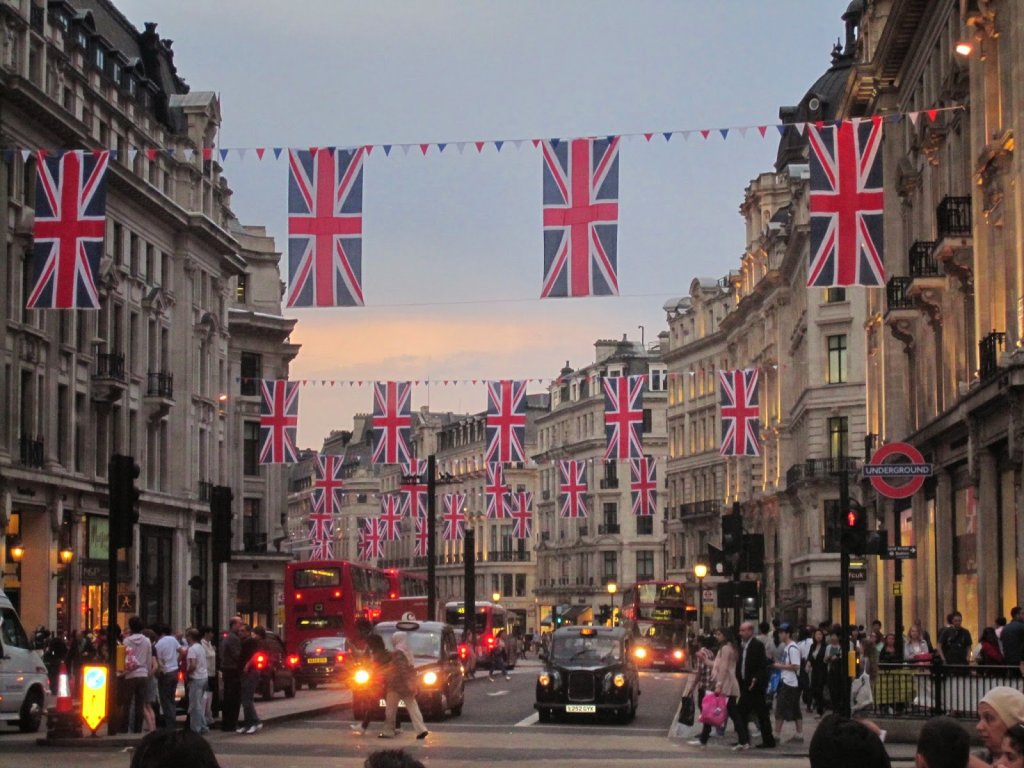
xmin=535 ymin=625 xmax=640 ymax=723
xmin=290 ymin=636 xmax=349 ymax=689
xmin=350 ymin=620 xmax=465 ymax=722
xmin=254 ymin=631 xmax=296 ymax=700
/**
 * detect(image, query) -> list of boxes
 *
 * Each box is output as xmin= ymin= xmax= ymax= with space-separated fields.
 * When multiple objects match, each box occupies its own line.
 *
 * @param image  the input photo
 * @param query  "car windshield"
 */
xmin=550 ymin=634 xmax=622 ymax=664
xmin=302 ymin=637 xmax=346 ymax=653
xmin=375 ymin=628 xmax=441 ymax=660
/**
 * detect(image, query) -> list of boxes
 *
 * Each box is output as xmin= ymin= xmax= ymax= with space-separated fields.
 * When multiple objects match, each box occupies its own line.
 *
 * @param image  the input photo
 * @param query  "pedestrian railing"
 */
xmin=860 ymin=661 xmax=1023 ymax=719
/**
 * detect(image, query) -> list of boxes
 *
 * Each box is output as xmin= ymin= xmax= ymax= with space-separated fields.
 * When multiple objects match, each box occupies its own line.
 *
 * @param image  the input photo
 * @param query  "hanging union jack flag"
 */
xmin=307 ymin=495 xmax=334 ymax=561
xmin=259 ymin=380 xmax=299 ymax=464
xmin=485 ymin=463 xmax=510 ymax=519
xmin=359 ymin=517 xmax=384 ymax=560
xmin=719 ymin=368 xmax=761 ymax=457
xmin=400 ymin=459 xmax=429 ymax=519
xmin=807 ymin=118 xmax=885 ymax=287
xmin=485 ymin=380 xmax=527 ymax=464
xmin=442 ymin=493 xmax=467 ymax=541
xmin=313 ymin=454 xmax=345 ymax=516
xmin=28 ymin=150 xmax=110 ymax=309
xmin=510 ymin=491 xmax=533 ymax=540
xmin=541 ymin=137 xmax=620 ymax=298
xmin=629 ymin=457 xmax=657 ymax=517
xmin=603 ymin=375 xmax=645 ymax=460
xmin=379 ymin=494 xmax=404 ymax=541
xmin=371 ymin=381 xmax=412 ymax=465
xmin=558 ymin=460 xmax=588 ymax=519
xmin=413 ymin=515 xmax=430 ymax=558
xmin=286 ymin=147 xmax=365 ymax=307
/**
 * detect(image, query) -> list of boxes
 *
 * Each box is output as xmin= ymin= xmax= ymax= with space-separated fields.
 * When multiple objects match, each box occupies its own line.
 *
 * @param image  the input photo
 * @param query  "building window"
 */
xmin=825 ymin=287 xmax=846 ymax=303
xmin=93 ymin=46 xmax=104 ymax=70
xmin=827 ymin=334 xmax=847 ymax=384
xmin=236 ymin=274 xmax=248 ymax=304
xmin=827 ymin=416 xmax=848 ymax=459
xmin=243 ymin=498 xmax=264 ymax=552
xmin=636 ymin=515 xmax=653 ymax=535
xmin=602 ymin=503 xmax=618 ymax=528
xmin=636 ymin=551 xmax=655 ymax=580
xmin=822 ymin=499 xmax=843 ymax=552
xmin=602 ymin=551 xmax=618 ymax=583
xmin=240 ymin=352 xmax=262 ymax=396
xmin=243 ymin=421 xmax=260 ymax=476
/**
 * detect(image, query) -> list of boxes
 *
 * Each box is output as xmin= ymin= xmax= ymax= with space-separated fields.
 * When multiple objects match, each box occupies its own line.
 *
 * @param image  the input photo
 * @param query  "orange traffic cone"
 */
xmin=55 ymin=661 xmax=72 ymax=713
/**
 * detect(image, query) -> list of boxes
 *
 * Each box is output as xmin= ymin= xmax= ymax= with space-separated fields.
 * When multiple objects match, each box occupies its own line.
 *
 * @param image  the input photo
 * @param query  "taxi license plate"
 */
xmin=307 ymin=657 xmax=328 ymax=664
xmin=565 ymin=704 xmax=596 ymax=713
xmin=380 ymin=698 xmax=407 ymax=708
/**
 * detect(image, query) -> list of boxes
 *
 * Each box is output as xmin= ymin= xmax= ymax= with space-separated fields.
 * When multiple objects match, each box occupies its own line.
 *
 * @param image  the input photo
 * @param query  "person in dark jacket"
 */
xmin=806 ymin=628 xmax=829 ymax=716
xmin=218 ymin=616 xmax=242 ymax=732
xmin=351 ymin=635 xmax=392 ymax=735
xmin=734 ymin=620 xmax=776 ymax=750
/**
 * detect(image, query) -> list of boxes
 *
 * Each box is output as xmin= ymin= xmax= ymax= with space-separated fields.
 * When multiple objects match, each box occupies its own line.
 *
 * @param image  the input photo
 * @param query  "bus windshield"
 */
xmin=293 ymin=568 xmax=341 ymax=588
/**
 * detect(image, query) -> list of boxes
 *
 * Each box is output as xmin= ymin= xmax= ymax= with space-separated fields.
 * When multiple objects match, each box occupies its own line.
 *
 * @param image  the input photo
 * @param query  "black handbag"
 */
xmin=679 ymin=694 xmax=695 ymax=726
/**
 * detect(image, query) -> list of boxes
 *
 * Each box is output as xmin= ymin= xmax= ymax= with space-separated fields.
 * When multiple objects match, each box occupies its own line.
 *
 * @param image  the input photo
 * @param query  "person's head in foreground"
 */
xmin=808 ymin=714 xmax=891 ymax=768
xmin=915 ymin=716 xmax=970 ymax=768
xmin=995 ymin=723 xmax=1024 ymax=768
xmin=978 ymin=687 xmax=1024 ymax=760
xmin=130 ymin=729 xmax=221 ymax=768
xmin=365 ymin=749 xmax=427 ymax=768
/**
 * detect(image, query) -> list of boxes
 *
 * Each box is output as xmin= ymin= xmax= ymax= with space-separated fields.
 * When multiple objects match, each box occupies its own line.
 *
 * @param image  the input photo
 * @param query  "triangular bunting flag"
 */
xmin=662 ymin=132 xmax=672 ymax=142
xmin=531 ymin=139 xmax=540 ymax=148
xmin=700 ymin=129 xmax=711 ymax=140
xmin=494 ymin=140 xmax=504 ymax=152
xmin=644 ymin=133 xmax=653 ymax=142
xmin=364 ymin=145 xmax=373 ymax=156
xmin=456 ymin=142 xmax=466 ymax=154
xmin=738 ymin=127 xmax=748 ymax=138
xmin=144 ymin=148 xmax=157 ymax=161
xmin=796 ymin=123 xmax=807 ymax=135
xmin=776 ymin=124 xmax=786 ymax=136
xmin=758 ymin=126 xmax=768 ymax=137
xmin=401 ymin=145 xmax=411 ymax=156
xmin=219 ymin=148 xmax=229 ymax=161
xmin=383 ymin=145 xmax=393 ymax=156
xmin=237 ymin=148 xmax=248 ymax=161
xmin=475 ymin=141 xmax=485 ymax=153
xmin=164 ymin=148 xmax=176 ymax=159
xmin=512 ymin=139 xmax=523 ymax=150
xmin=908 ymin=112 xmax=920 ymax=126
xmin=719 ymin=128 xmax=729 ymax=140
xmin=419 ymin=144 xmax=430 ymax=155
xmin=255 ymin=147 xmax=266 ymax=160
xmin=21 ymin=149 xmax=31 ymax=162
xmin=437 ymin=143 xmax=447 ymax=153
xmin=273 ymin=147 xmax=283 ymax=159
xmin=129 ymin=149 xmax=139 ymax=162
xmin=184 ymin=148 xmax=195 ymax=161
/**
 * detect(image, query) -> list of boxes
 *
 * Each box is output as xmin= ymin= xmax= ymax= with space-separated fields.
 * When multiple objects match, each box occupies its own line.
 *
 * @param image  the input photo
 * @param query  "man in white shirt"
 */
xmin=185 ymin=628 xmax=209 ymax=734
xmin=772 ymin=623 xmax=804 ymax=743
xmin=153 ymin=624 xmax=182 ymax=731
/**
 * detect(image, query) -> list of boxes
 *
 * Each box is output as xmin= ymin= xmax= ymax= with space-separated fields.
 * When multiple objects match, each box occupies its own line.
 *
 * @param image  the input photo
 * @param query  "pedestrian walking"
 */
xmin=154 ymin=623 xmax=181 ymax=731
xmin=235 ymin=624 xmax=263 ymax=734
xmin=379 ymin=631 xmax=428 ymax=740
xmin=772 ymin=623 xmax=804 ymax=743
xmin=185 ymin=628 xmax=209 ymax=734
xmin=488 ymin=629 xmax=511 ymax=681
xmin=734 ymin=620 xmax=775 ymax=750
xmin=219 ymin=616 xmax=242 ymax=732
xmin=688 ymin=628 xmax=742 ymax=749
xmin=123 ymin=616 xmax=154 ymax=733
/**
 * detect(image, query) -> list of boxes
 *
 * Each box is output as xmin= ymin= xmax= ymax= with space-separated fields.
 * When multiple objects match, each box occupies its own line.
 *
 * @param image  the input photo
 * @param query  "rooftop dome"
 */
xmin=774 ymin=52 xmax=854 ymax=171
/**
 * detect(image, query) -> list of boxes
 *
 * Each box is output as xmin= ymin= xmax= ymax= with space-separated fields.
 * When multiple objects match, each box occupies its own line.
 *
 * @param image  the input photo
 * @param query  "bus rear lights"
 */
xmin=294 ymin=592 xmax=303 ymax=601
xmin=333 ymin=590 xmax=342 ymax=598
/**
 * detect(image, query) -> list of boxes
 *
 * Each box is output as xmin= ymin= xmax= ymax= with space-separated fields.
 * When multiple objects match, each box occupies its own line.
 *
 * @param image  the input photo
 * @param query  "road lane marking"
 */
xmin=487 ymin=689 xmax=511 ymax=697
xmin=514 ymin=712 xmax=539 ymax=727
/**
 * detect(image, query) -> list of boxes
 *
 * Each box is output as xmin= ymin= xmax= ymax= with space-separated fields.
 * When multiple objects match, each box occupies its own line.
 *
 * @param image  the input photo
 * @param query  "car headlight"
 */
xmin=422 ymin=670 xmax=438 ymax=686
xmin=672 ymin=649 xmax=685 ymax=661
xmin=353 ymin=668 xmax=371 ymax=685
xmin=613 ymin=673 xmax=626 ymax=688
xmin=634 ymin=647 xmax=647 ymax=659
xmin=538 ymin=673 xmax=551 ymax=687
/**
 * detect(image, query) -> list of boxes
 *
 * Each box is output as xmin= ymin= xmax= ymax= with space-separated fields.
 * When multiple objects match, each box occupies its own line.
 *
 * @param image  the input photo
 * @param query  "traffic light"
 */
xmin=721 ymin=513 xmax=743 ymax=556
xmin=841 ymin=501 xmax=868 ymax=554
xmin=109 ymin=454 xmax=140 ymax=549
xmin=211 ymin=485 xmax=234 ymax=564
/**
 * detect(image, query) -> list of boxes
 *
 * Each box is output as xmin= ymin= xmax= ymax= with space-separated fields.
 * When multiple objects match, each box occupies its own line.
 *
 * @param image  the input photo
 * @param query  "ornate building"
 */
xmin=0 ymin=0 xmax=296 ymax=634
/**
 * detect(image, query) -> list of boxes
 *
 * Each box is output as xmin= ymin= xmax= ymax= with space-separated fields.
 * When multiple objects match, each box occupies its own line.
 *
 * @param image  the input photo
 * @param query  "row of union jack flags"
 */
xmin=20 ymin=116 xmax=908 ymax=309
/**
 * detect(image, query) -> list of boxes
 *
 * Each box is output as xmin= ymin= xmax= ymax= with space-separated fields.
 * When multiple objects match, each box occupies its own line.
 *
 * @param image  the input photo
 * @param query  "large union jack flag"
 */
xmin=286 ymin=147 xmax=365 ymax=307
xmin=485 ymin=380 xmax=527 ymax=463
xmin=629 ymin=457 xmax=657 ymax=517
xmin=259 ymin=380 xmax=299 ymax=464
xmin=379 ymin=494 xmax=404 ymax=541
xmin=28 ymin=150 xmax=110 ymax=309
xmin=807 ymin=118 xmax=885 ymax=287
xmin=400 ymin=459 xmax=429 ymax=519
xmin=442 ymin=493 xmax=467 ymax=541
xmin=313 ymin=454 xmax=345 ymax=516
xmin=510 ymin=491 xmax=533 ymax=540
xmin=413 ymin=515 xmax=430 ymax=558
xmin=485 ymin=463 xmax=510 ymax=519
xmin=307 ymin=495 xmax=334 ymax=560
xmin=358 ymin=517 xmax=384 ymax=560
xmin=371 ymin=381 xmax=413 ymax=465
xmin=603 ymin=375 xmax=645 ymax=460
xmin=719 ymin=369 xmax=760 ymax=457
xmin=541 ymin=137 xmax=620 ymax=298
xmin=558 ymin=460 xmax=588 ymax=519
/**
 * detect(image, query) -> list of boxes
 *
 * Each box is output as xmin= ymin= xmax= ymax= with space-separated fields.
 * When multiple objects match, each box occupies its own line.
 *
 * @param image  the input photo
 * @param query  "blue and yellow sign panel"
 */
xmin=81 ymin=664 xmax=108 ymax=732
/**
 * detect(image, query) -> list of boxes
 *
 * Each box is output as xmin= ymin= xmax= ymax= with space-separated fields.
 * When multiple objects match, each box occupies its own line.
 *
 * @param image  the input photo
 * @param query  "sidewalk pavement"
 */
xmin=37 ymin=685 xmax=353 ymax=748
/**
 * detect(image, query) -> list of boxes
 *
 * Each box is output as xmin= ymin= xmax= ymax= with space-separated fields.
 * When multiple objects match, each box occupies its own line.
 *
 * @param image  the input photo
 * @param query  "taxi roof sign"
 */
xmin=81 ymin=664 xmax=108 ymax=732
xmin=579 ymin=627 xmax=597 ymax=636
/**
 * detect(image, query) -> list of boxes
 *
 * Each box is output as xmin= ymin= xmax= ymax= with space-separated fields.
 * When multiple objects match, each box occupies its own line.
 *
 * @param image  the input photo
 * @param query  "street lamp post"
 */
xmin=492 ymin=591 xmax=501 ymax=604
xmin=606 ymin=582 xmax=618 ymax=627
xmin=693 ymin=561 xmax=708 ymax=636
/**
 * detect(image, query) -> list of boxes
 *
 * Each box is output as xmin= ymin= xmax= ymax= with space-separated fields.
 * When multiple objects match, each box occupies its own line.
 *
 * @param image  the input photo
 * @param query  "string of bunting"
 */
xmin=0 ymin=105 xmax=963 ymax=159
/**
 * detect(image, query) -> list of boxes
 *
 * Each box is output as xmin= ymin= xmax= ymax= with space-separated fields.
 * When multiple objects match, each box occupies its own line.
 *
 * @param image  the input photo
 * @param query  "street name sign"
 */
xmin=886 ymin=545 xmax=918 ymax=560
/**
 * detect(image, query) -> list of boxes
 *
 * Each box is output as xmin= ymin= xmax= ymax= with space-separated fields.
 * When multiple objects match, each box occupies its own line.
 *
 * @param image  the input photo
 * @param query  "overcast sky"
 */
xmin=118 ymin=0 xmax=845 ymax=449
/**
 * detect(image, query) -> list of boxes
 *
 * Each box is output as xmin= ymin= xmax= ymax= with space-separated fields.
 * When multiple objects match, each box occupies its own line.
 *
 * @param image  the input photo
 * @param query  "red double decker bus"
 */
xmin=619 ymin=580 xmax=689 ymax=671
xmin=284 ymin=560 xmax=391 ymax=653
xmin=378 ymin=568 xmax=430 ymax=621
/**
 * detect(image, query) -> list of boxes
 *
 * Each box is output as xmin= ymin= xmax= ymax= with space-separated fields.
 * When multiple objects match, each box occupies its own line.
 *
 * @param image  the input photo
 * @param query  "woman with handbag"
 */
xmin=687 ymin=628 xmax=741 ymax=749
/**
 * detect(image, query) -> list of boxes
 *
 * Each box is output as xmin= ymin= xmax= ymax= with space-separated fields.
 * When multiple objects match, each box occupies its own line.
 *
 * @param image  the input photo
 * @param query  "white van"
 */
xmin=0 ymin=589 xmax=51 ymax=731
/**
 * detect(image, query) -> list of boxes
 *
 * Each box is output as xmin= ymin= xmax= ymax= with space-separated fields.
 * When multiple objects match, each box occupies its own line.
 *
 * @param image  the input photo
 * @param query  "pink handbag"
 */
xmin=699 ymin=691 xmax=729 ymax=728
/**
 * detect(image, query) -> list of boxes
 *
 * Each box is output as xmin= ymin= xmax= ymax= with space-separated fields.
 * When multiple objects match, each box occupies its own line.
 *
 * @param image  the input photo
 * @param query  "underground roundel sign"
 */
xmin=864 ymin=442 xmax=932 ymax=499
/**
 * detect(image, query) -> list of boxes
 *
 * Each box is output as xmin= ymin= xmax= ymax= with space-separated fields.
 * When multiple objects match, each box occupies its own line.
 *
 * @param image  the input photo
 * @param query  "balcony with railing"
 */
xmin=934 ymin=197 xmax=973 ymax=282
xmin=19 ymin=435 xmax=44 ymax=468
xmin=598 ymin=477 xmax=619 ymax=489
xmin=597 ymin=523 xmax=620 ymax=535
xmin=146 ymin=371 xmax=174 ymax=399
xmin=786 ymin=457 xmax=859 ymax=488
xmin=484 ymin=550 xmax=531 ymax=562
xmin=680 ymin=500 xmax=720 ymax=518
xmin=242 ymin=532 xmax=268 ymax=553
xmin=979 ymin=330 xmax=1006 ymax=381
xmin=909 ymin=241 xmax=940 ymax=278
xmin=937 ymin=196 xmax=972 ymax=239
xmin=92 ymin=352 xmax=127 ymax=403
xmin=885 ymin=277 xmax=915 ymax=312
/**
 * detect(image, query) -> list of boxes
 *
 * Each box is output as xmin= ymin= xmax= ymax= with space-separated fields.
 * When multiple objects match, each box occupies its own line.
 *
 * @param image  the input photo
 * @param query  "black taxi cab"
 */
xmin=534 ymin=625 xmax=640 ymax=723
xmin=350 ymin=620 xmax=465 ymax=722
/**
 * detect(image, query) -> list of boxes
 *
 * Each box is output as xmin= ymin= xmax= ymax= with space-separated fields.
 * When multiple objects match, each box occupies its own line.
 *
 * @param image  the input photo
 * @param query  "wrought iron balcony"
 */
xmin=598 ymin=523 xmax=620 ymax=535
xmin=979 ymin=330 xmax=1006 ymax=381
xmin=485 ymin=550 xmax=531 ymax=562
xmin=937 ymin=196 xmax=972 ymax=239
xmin=598 ymin=477 xmax=619 ymax=489
xmin=94 ymin=353 xmax=126 ymax=382
xmin=909 ymin=241 xmax=940 ymax=277
xmin=786 ymin=457 xmax=859 ymax=487
xmin=146 ymin=371 xmax=174 ymax=399
xmin=680 ymin=500 xmax=720 ymax=518
xmin=886 ymin=276 xmax=915 ymax=311
xmin=19 ymin=435 xmax=44 ymax=468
